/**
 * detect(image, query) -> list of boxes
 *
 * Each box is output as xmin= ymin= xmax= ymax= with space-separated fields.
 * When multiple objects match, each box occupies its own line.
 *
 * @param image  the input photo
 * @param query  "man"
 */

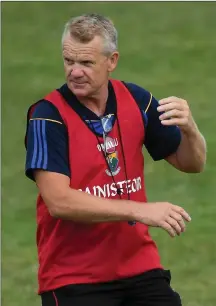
xmin=25 ymin=13 xmax=206 ymax=306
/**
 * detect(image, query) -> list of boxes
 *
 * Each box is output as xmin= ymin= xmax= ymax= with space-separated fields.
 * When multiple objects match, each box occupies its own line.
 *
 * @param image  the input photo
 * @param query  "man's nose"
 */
xmin=70 ymin=67 xmax=84 ymax=78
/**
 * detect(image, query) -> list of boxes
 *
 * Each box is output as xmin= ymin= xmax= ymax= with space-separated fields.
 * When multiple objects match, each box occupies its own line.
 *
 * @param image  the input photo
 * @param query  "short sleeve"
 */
xmin=144 ymin=95 xmax=181 ymax=160
xmin=124 ymin=82 xmax=181 ymax=161
xmin=25 ymin=101 xmax=70 ymax=181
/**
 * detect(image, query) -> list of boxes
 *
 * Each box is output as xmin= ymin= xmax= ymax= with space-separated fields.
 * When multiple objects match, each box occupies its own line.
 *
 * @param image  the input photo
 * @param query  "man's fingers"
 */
xmin=142 ymin=203 xmax=191 ymax=237
xmin=157 ymin=97 xmax=191 ymax=128
xmin=159 ymin=109 xmax=183 ymax=120
xmin=166 ymin=217 xmax=182 ymax=235
xmin=173 ymin=206 xmax=191 ymax=222
xmin=157 ymin=102 xmax=181 ymax=112
xmin=160 ymin=221 xmax=176 ymax=237
xmin=159 ymin=97 xmax=179 ymax=105
xmin=161 ymin=118 xmax=186 ymax=126
xmin=169 ymin=212 xmax=186 ymax=232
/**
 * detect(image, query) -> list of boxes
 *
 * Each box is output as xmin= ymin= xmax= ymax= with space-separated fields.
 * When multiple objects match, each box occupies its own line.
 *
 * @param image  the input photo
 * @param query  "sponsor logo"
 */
xmin=79 ymin=177 xmax=142 ymax=198
xmin=97 ymin=137 xmax=118 ymax=152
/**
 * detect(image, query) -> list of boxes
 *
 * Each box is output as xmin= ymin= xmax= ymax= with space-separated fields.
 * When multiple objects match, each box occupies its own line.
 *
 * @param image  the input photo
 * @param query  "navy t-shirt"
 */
xmin=25 ymin=81 xmax=181 ymax=180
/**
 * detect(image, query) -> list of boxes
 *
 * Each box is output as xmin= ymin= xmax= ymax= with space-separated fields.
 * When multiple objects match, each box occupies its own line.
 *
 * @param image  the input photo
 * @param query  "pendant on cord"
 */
xmin=117 ymin=187 xmax=124 ymax=195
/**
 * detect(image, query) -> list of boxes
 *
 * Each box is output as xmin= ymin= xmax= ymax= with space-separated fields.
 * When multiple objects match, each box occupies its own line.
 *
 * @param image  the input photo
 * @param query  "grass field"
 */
xmin=2 ymin=2 xmax=216 ymax=305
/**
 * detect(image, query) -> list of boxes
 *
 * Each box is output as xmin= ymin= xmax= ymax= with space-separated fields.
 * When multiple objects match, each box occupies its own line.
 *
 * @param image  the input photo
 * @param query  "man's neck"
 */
xmin=77 ymin=82 xmax=109 ymax=117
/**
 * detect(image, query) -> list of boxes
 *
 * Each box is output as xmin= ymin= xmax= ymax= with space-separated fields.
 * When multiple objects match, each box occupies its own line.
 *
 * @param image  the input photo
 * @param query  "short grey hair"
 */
xmin=62 ymin=13 xmax=118 ymax=55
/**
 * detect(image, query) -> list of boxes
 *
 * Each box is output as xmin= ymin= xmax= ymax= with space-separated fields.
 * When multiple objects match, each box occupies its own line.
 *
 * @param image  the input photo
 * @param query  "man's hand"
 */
xmin=157 ymin=96 xmax=206 ymax=173
xmin=135 ymin=202 xmax=191 ymax=237
xmin=157 ymin=96 xmax=195 ymax=133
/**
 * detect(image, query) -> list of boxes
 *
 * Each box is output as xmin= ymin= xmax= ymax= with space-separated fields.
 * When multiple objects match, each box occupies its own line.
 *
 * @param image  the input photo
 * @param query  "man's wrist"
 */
xmin=180 ymin=118 xmax=199 ymax=137
xmin=125 ymin=201 xmax=146 ymax=223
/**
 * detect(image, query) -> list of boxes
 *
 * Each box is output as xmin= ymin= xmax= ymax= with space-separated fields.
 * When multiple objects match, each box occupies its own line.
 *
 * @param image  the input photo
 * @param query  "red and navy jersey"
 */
xmin=25 ymin=80 xmax=181 ymax=294
xmin=25 ymin=81 xmax=181 ymax=180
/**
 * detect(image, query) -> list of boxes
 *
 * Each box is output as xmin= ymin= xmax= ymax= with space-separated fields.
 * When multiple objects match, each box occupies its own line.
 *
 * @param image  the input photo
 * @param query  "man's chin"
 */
xmin=68 ymin=84 xmax=88 ymax=97
xmin=73 ymin=88 xmax=87 ymax=96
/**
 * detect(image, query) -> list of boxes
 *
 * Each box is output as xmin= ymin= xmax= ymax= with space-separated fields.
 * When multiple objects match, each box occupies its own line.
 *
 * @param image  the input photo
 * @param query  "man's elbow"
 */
xmin=185 ymin=165 xmax=205 ymax=174
xmin=194 ymin=161 xmax=206 ymax=173
xmin=45 ymin=195 xmax=71 ymax=219
xmin=188 ymin=153 xmax=206 ymax=173
xmin=48 ymin=205 xmax=64 ymax=219
xmin=166 ymin=153 xmax=206 ymax=173
xmin=180 ymin=160 xmax=206 ymax=173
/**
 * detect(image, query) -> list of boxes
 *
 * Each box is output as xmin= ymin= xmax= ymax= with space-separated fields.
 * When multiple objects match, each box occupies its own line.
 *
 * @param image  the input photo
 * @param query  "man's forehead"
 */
xmin=62 ymin=36 xmax=104 ymax=58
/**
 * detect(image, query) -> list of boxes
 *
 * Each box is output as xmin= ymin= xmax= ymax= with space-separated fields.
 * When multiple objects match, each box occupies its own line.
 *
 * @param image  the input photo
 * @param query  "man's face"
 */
xmin=62 ymin=35 xmax=119 ymax=98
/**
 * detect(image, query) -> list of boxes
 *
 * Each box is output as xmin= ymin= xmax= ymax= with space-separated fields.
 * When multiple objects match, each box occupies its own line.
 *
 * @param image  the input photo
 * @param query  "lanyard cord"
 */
xmin=89 ymin=118 xmax=124 ymax=198
xmin=89 ymin=116 xmax=136 ymax=226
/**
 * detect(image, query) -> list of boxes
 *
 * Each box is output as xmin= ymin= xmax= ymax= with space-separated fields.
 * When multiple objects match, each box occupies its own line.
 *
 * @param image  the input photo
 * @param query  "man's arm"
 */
xmin=123 ymin=82 xmax=206 ymax=172
xmin=25 ymin=97 xmax=191 ymax=237
xmin=25 ymin=101 xmax=70 ymax=181
xmin=34 ymin=170 xmax=191 ymax=238
xmin=124 ymin=82 xmax=182 ymax=162
xmin=157 ymin=97 xmax=206 ymax=173
xmin=35 ymin=170 xmax=134 ymax=222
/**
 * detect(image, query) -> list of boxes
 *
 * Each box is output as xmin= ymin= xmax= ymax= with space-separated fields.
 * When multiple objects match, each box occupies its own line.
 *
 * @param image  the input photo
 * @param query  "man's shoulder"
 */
xmin=121 ymin=81 xmax=153 ymax=109
xmin=111 ymin=79 xmax=151 ymax=99
xmin=29 ymin=100 xmax=63 ymax=123
xmin=28 ymin=84 xmax=67 ymax=118
xmin=123 ymin=81 xmax=150 ymax=94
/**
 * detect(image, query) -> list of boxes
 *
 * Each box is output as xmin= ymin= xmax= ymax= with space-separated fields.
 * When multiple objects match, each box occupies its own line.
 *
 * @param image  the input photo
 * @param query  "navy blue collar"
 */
xmin=57 ymin=81 xmax=117 ymax=120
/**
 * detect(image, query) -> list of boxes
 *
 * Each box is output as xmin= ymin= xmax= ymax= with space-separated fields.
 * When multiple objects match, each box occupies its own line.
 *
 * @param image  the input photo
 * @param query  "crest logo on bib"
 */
xmin=104 ymin=136 xmax=121 ymax=176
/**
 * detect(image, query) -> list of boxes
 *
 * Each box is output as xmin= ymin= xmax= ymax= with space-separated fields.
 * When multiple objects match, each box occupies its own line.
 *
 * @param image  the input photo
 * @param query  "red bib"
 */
xmin=32 ymin=79 xmax=162 ymax=294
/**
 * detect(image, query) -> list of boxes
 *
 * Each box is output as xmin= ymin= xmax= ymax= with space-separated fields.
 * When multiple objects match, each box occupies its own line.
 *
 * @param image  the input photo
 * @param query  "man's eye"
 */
xmin=82 ymin=61 xmax=93 ymax=66
xmin=65 ymin=58 xmax=74 ymax=65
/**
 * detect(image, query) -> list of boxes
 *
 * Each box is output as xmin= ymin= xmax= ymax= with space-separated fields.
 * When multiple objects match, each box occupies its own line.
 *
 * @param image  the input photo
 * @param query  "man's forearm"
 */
xmin=175 ymin=121 xmax=206 ymax=173
xmin=35 ymin=171 xmax=142 ymax=224
xmin=36 ymin=171 xmax=192 ymax=236
xmin=47 ymin=187 xmax=139 ymax=223
xmin=44 ymin=187 xmax=192 ymax=237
